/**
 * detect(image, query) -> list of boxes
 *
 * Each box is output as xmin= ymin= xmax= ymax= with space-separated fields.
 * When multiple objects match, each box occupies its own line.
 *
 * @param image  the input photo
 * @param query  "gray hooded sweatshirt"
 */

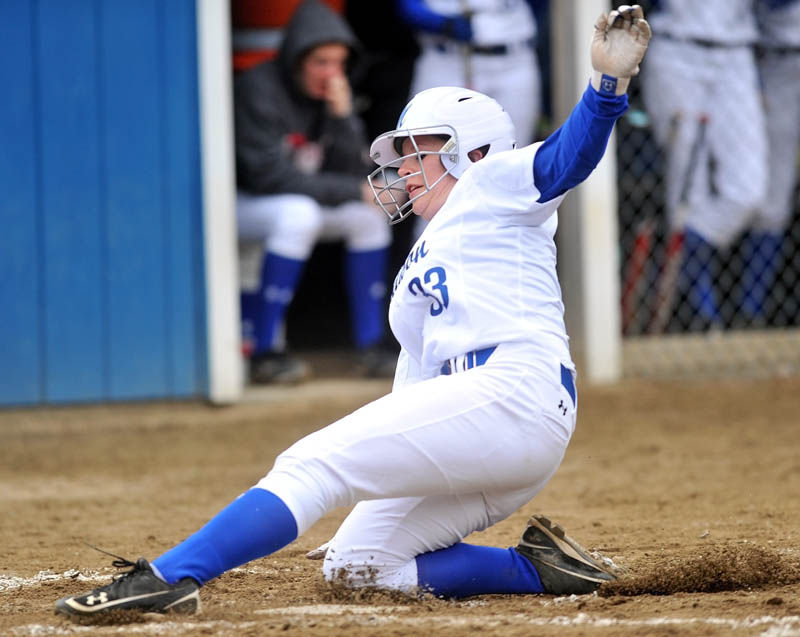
xmin=233 ymin=0 xmax=369 ymax=205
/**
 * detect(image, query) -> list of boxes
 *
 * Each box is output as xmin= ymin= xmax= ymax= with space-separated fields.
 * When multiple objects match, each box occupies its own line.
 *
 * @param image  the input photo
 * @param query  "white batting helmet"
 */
xmin=367 ymin=86 xmax=516 ymax=223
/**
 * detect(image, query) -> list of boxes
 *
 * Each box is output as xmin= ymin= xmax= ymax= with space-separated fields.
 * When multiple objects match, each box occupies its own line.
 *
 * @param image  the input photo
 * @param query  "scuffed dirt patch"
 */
xmin=600 ymin=543 xmax=800 ymax=596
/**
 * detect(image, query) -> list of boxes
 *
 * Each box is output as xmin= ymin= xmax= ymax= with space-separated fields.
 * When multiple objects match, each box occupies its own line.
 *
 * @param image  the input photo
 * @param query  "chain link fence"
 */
xmin=615 ymin=1 xmax=800 ymax=378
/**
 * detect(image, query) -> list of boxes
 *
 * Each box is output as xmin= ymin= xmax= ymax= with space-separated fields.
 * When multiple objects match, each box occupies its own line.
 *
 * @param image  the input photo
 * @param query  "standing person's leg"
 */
xmin=237 ymin=193 xmax=323 ymax=383
xmin=320 ymin=201 xmax=396 ymax=376
xmin=741 ymin=52 xmax=800 ymax=322
xmin=683 ymin=50 xmax=767 ymax=328
xmin=641 ymin=39 xmax=720 ymax=329
xmin=687 ymin=50 xmax=768 ymax=249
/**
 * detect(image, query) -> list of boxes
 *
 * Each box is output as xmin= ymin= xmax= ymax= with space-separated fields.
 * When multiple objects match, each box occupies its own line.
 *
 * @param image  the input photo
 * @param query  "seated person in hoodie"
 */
xmin=235 ymin=0 xmax=396 ymax=384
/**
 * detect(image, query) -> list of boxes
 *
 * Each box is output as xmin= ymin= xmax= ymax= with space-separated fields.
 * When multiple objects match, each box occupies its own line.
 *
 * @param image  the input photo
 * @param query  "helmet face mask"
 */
xmin=367 ymin=87 xmax=516 ymax=224
xmin=367 ymin=126 xmax=458 ymax=224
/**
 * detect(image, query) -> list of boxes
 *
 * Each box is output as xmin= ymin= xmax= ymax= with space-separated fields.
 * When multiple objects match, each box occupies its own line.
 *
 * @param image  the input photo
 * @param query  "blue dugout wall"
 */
xmin=0 ymin=0 xmax=208 ymax=405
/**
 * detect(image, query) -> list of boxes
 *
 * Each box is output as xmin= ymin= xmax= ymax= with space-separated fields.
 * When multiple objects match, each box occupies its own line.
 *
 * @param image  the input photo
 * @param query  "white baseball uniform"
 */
xmin=754 ymin=0 xmax=800 ymax=233
xmin=408 ymin=0 xmax=541 ymax=147
xmin=641 ymin=0 xmax=768 ymax=248
xmin=256 ymin=141 xmax=577 ymax=592
xmin=55 ymin=8 xmax=641 ymax=614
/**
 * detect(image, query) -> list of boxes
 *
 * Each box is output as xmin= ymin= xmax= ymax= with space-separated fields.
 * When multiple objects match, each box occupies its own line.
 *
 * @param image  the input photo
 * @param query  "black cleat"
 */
xmin=249 ymin=351 xmax=311 ymax=385
xmin=515 ymin=514 xmax=616 ymax=595
xmin=55 ymin=557 xmax=200 ymax=618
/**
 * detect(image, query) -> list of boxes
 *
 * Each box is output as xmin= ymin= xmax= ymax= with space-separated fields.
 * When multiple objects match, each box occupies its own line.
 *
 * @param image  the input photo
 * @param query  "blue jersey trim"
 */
xmin=560 ymin=364 xmax=576 ymax=406
xmin=533 ymin=83 xmax=628 ymax=203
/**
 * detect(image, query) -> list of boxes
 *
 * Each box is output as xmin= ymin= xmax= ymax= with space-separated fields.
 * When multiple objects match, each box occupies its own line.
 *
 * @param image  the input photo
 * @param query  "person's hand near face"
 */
xmin=324 ymin=71 xmax=353 ymax=118
xmin=299 ymin=43 xmax=352 ymax=118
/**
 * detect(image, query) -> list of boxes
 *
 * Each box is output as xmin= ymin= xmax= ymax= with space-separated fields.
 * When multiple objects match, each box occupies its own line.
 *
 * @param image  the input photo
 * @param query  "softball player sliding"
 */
xmin=56 ymin=6 xmax=650 ymax=618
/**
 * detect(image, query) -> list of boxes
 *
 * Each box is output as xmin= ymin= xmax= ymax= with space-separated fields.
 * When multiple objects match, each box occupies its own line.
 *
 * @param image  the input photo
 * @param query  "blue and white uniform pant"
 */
xmin=255 ymin=344 xmax=576 ymax=592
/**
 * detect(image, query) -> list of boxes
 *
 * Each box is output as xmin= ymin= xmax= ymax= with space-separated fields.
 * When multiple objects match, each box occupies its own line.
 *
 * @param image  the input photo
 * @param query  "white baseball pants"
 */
xmin=642 ymin=38 xmax=768 ymax=248
xmin=410 ymin=44 xmax=541 ymax=147
xmin=755 ymin=50 xmax=800 ymax=233
xmin=237 ymin=192 xmax=392 ymax=260
xmin=255 ymin=343 xmax=576 ymax=592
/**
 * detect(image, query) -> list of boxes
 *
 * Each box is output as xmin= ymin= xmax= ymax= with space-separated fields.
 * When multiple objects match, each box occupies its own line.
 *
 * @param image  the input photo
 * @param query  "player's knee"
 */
xmin=267 ymin=195 xmax=324 ymax=258
xmin=740 ymin=191 xmax=768 ymax=219
xmin=320 ymin=554 xmax=370 ymax=588
xmin=752 ymin=212 xmax=789 ymax=235
xmin=280 ymin=195 xmax=324 ymax=235
xmin=321 ymin=553 xmax=415 ymax=593
xmin=340 ymin=202 xmax=392 ymax=251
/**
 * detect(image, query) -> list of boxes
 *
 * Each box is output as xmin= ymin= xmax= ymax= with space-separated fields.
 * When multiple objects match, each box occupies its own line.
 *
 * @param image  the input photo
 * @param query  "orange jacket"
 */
xmin=232 ymin=0 xmax=346 ymax=71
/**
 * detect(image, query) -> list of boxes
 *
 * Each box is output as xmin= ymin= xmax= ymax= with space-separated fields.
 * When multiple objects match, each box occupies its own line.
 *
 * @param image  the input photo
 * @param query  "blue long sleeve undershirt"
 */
xmin=533 ymin=83 xmax=628 ymax=203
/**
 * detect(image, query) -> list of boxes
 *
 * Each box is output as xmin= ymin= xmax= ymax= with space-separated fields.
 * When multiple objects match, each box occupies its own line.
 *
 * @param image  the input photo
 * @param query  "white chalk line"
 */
xmin=10 ymin=620 xmax=258 ymax=636
xmin=0 ymin=570 xmax=107 ymax=593
xmin=257 ymin=608 xmax=800 ymax=632
xmin=0 ymin=565 xmax=283 ymax=594
xmin=6 ymin=571 xmax=800 ymax=635
xmin=10 ymin=610 xmax=800 ymax=636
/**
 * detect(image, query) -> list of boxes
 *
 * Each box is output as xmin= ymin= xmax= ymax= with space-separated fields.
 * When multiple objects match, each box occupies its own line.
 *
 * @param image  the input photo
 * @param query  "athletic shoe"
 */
xmin=55 ymin=557 xmax=200 ymax=618
xmin=515 ymin=514 xmax=616 ymax=595
xmin=249 ymin=351 xmax=311 ymax=385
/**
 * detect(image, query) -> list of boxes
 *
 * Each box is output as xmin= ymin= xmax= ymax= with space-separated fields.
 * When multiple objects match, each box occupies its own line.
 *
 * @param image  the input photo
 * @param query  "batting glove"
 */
xmin=590 ymin=4 xmax=651 ymax=95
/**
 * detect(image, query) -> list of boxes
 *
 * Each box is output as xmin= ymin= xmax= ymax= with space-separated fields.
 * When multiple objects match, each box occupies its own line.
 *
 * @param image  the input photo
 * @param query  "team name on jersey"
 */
xmin=392 ymin=240 xmax=430 ymax=297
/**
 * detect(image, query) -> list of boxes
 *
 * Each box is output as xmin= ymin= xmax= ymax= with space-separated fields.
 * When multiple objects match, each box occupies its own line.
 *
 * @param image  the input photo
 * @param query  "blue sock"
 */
xmin=254 ymin=253 xmax=306 ymax=354
xmin=416 ymin=542 xmax=544 ymax=598
xmin=680 ymin=229 xmax=720 ymax=324
xmin=345 ymin=247 xmax=388 ymax=348
xmin=740 ymin=231 xmax=782 ymax=320
xmin=152 ymin=488 xmax=298 ymax=585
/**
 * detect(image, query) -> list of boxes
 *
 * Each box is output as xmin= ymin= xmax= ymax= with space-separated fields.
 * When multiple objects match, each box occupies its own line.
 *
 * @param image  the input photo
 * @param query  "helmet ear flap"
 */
xmin=438 ymin=134 xmax=460 ymax=174
xmin=441 ymin=153 xmax=457 ymax=174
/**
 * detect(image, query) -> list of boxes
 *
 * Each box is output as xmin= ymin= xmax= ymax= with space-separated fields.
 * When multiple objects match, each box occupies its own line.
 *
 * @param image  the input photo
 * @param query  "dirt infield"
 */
xmin=3 ymin=371 xmax=800 ymax=636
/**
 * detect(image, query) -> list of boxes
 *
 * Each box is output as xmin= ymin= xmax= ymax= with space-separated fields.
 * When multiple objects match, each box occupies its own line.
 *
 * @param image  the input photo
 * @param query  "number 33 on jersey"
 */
xmin=392 ymin=240 xmax=451 ymax=318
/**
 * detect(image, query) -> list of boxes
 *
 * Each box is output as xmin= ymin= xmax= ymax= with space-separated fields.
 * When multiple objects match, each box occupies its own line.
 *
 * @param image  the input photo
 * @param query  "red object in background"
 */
xmin=621 ymin=218 xmax=654 ymax=335
xmin=285 ymin=132 xmax=308 ymax=148
xmin=232 ymin=0 xmax=345 ymax=27
xmin=647 ymin=230 xmax=685 ymax=335
xmin=231 ymin=0 xmax=346 ymax=72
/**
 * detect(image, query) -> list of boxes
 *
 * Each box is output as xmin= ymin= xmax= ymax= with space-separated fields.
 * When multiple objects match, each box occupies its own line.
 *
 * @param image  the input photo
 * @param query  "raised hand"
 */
xmin=590 ymin=5 xmax=651 ymax=94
